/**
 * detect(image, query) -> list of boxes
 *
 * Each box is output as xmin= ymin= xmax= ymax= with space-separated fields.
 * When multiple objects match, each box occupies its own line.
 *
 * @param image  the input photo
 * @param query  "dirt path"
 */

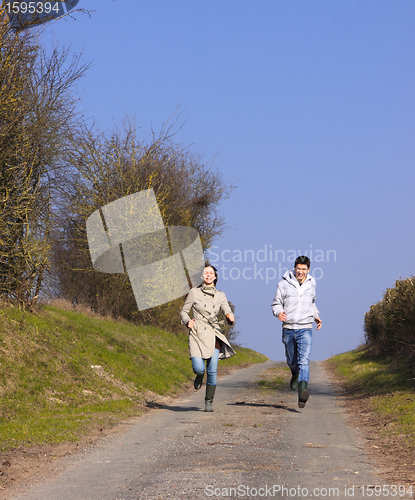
xmin=3 ymin=361 xmax=412 ymax=500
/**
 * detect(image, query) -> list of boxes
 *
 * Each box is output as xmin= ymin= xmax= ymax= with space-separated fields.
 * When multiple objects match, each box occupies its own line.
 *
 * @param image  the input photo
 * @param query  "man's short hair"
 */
xmin=295 ymin=256 xmax=310 ymax=269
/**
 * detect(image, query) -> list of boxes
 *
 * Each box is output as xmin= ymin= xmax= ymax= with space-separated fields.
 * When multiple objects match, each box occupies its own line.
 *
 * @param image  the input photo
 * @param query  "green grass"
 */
xmin=257 ymin=365 xmax=290 ymax=391
xmin=0 ymin=302 xmax=268 ymax=451
xmin=257 ymin=376 xmax=285 ymax=390
xmin=220 ymin=345 xmax=270 ymax=367
xmin=326 ymin=346 xmax=415 ymax=447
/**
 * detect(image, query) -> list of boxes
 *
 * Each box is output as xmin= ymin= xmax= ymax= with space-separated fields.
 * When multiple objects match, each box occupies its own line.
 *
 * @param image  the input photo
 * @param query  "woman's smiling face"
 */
xmin=202 ymin=266 xmax=216 ymax=285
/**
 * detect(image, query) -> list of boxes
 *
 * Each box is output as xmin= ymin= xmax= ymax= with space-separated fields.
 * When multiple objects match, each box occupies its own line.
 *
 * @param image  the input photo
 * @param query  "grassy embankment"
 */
xmin=326 ymin=346 xmax=415 ymax=448
xmin=0 ymin=301 xmax=268 ymax=452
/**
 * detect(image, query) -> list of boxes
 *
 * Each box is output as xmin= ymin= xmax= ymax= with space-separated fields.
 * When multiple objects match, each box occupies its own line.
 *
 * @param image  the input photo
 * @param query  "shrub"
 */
xmin=364 ymin=277 xmax=415 ymax=359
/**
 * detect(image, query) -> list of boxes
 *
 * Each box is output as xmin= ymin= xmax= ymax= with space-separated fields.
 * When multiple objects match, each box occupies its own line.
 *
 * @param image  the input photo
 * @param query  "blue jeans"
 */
xmin=282 ymin=328 xmax=312 ymax=383
xmin=191 ymin=348 xmax=220 ymax=386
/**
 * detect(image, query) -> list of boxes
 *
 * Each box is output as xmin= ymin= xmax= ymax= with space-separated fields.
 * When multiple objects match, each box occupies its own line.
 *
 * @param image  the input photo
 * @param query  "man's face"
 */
xmin=294 ymin=264 xmax=309 ymax=283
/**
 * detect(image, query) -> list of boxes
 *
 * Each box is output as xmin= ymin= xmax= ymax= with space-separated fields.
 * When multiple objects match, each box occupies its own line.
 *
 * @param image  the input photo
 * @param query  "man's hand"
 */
xmin=187 ymin=319 xmax=195 ymax=329
xmin=315 ymin=317 xmax=322 ymax=330
xmin=278 ymin=311 xmax=287 ymax=322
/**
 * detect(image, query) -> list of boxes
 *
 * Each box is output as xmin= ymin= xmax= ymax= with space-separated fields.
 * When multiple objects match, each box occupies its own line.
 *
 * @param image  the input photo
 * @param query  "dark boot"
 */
xmin=194 ymin=373 xmax=204 ymax=390
xmin=204 ymin=384 xmax=216 ymax=412
xmin=290 ymin=371 xmax=299 ymax=391
xmin=298 ymin=380 xmax=309 ymax=408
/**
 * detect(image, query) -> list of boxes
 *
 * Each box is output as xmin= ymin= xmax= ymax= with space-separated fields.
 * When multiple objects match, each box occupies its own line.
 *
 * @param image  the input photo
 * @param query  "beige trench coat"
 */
xmin=180 ymin=285 xmax=236 ymax=360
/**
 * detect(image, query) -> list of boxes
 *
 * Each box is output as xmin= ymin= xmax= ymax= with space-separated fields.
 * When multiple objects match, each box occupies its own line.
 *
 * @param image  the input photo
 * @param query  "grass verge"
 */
xmin=0 ymin=301 xmax=268 ymax=452
xmin=325 ymin=346 xmax=415 ymax=447
xmin=324 ymin=345 xmax=415 ymax=486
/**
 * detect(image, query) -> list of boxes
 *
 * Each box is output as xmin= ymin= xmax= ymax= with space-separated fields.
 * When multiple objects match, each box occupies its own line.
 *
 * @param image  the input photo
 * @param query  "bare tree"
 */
xmin=51 ymin=118 xmax=234 ymax=331
xmin=1 ymin=1 xmax=92 ymax=34
xmin=0 ymin=16 xmax=89 ymax=305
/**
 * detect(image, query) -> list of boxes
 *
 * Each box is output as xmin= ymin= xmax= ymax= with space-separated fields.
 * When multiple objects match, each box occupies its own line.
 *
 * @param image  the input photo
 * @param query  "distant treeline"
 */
xmin=364 ymin=277 xmax=415 ymax=359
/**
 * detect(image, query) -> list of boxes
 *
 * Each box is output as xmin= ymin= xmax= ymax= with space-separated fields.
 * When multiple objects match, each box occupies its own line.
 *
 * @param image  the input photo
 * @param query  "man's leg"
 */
xmin=296 ymin=329 xmax=312 ymax=408
xmin=282 ymin=328 xmax=299 ymax=390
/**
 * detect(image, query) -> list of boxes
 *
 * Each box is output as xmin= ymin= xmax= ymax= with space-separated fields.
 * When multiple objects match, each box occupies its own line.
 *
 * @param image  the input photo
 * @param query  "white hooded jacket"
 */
xmin=271 ymin=270 xmax=319 ymax=329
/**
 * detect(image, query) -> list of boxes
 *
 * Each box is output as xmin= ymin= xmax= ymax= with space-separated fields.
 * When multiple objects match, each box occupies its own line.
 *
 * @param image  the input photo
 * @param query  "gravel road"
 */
xmin=7 ymin=361 xmax=408 ymax=500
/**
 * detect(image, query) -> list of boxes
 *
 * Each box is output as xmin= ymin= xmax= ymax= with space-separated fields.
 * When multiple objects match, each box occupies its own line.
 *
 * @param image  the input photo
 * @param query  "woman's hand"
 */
xmin=226 ymin=313 xmax=235 ymax=325
xmin=187 ymin=319 xmax=195 ymax=329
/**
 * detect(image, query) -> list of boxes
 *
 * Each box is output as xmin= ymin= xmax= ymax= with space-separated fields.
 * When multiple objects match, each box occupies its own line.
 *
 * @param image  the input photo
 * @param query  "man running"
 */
xmin=271 ymin=256 xmax=322 ymax=408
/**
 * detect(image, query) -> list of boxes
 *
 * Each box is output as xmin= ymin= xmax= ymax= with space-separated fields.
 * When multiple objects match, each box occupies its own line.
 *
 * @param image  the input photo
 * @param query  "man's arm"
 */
xmin=271 ymin=286 xmax=285 ymax=321
xmin=312 ymin=283 xmax=321 ymax=330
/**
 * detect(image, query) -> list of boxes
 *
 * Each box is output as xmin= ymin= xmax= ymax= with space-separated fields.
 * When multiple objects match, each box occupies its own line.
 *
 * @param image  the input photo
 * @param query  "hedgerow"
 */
xmin=364 ymin=277 xmax=415 ymax=359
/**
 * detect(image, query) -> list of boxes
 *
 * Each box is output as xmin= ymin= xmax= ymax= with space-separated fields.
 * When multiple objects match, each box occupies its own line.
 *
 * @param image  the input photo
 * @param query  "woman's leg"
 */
xmin=191 ymin=357 xmax=206 ymax=389
xmin=191 ymin=357 xmax=206 ymax=376
xmin=205 ymin=348 xmax=220 ymax=386
xmin=204 ymin=348 xmax=220 ymax=412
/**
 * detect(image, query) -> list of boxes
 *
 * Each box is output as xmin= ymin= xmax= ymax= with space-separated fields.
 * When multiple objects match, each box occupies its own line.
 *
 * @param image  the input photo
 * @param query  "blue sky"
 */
xmin=42 ymin=1 xmax=415 ymax=360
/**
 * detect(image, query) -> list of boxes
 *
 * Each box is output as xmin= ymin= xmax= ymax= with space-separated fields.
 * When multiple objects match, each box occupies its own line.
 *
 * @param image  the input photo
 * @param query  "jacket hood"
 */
xmin=282 ymin=270 xmax=314 ymax=286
